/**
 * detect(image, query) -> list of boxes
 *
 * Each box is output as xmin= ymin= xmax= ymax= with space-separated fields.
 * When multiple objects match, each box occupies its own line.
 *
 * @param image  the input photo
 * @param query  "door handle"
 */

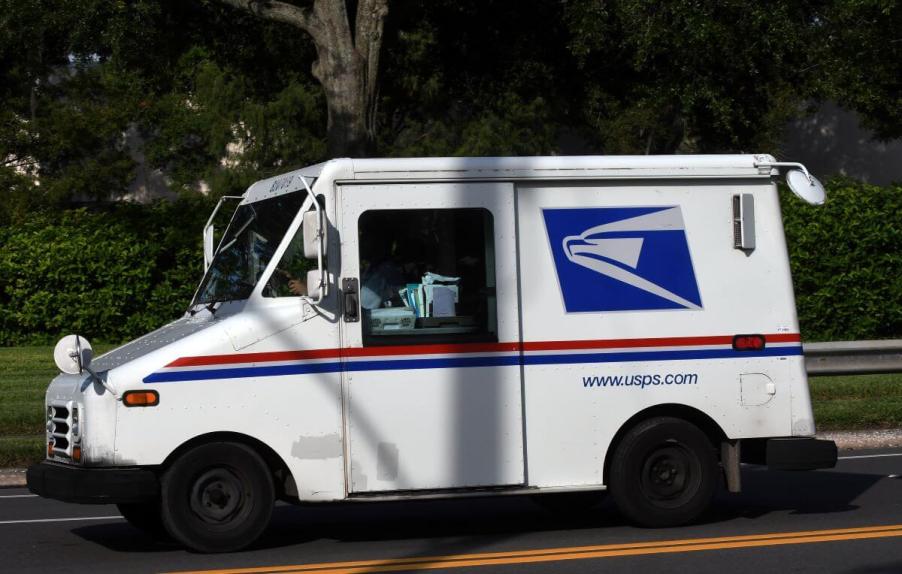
xmin=343 ymin=278 xmax=360 ymax=322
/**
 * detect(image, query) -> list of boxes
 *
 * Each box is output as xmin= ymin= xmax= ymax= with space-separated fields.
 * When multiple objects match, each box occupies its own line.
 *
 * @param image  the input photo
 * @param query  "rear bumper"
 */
xmin=26 ymin=460 xmax=159 ymax=504
xmin=765 ymin=438 xmax=838 ymax=470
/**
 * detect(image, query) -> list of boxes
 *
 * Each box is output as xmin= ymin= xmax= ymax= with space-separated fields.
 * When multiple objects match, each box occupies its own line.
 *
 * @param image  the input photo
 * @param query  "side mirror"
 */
xmin=203 ymin=195 xmax=243 ymax=271
xmin=306 ymin=269 xmax=324 ymax=300
xmin=203 ymin=224 xmax=215 ymax=271
xmin=303 ymin=209 xmax=327 ymax=259
xmin=753 ymin=160 xmax=826 ymax=206
xmin=786 ymin=169 xmax=826 ymax=205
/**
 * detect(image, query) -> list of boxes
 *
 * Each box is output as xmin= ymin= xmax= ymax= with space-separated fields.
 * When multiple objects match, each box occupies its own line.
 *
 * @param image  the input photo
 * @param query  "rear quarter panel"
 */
xmin=516 ymin=179 xmax=804 ymax=487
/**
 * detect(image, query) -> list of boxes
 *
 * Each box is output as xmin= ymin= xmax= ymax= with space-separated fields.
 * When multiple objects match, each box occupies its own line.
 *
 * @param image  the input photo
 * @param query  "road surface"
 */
xmin=2 ymin=448 xmax=901 ymax=573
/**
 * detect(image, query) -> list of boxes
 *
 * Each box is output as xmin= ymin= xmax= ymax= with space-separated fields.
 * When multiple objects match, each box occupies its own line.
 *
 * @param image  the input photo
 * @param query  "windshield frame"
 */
xmin=189 ymin=188 xmax=315 ymax=309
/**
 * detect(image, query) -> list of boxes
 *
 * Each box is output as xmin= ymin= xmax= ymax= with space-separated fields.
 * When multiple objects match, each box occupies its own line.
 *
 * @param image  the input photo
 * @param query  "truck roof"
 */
xmin=348 ymin=154 xmax=776 ymax=179
xmin=244 ymin=154 xmax=778 ymax=203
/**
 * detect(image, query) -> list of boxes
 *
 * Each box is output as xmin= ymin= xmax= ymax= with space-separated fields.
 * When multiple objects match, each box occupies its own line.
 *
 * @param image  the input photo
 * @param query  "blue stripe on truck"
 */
xmin=143 ymin=346 xmax=802 ymax=383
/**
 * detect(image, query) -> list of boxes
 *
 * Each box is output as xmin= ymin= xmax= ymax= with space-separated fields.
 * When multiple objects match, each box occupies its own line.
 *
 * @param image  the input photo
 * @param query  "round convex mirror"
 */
xmin=786 ymin=169 xmax=826 ymax=205
xmin=53 ymin=335 xmax=93 ymax=375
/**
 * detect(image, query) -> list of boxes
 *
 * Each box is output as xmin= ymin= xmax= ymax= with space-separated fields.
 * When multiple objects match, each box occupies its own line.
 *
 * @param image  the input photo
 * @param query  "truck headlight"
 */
xmin=71 ymin=406 xmax=80 ymax=440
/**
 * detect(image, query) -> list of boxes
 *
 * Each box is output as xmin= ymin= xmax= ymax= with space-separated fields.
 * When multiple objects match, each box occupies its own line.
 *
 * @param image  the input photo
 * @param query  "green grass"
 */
xmin=0 ymin=436 xmax=44 ymax=467
xmin=0 ymin=345 xmax=114 ymax=467
xmin=810 ymin=373 xmax=902 ymax=430
xmin=0 ymin=346 xmax=60 ymax=436
xmin=0 ymin=346 xmax=900 ymax=467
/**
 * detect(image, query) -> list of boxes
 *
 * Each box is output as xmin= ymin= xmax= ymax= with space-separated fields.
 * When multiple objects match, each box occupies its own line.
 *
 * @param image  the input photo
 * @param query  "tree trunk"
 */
xmin=215 ymin=0 xmax=388 ymax=157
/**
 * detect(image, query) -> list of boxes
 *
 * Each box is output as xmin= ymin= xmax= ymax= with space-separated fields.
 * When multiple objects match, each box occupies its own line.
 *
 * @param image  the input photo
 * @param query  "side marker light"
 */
xmin=733 ymin=334 xmax=766 ymax=351
xmin=122 ymin=390 xmax=160 ymax=407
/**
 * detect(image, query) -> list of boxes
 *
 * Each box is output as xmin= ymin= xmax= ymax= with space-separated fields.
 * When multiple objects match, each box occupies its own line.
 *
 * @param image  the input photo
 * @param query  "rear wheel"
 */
xmin=160 ymin=442 xmax=274 ymax=553
xmin=608 ymin=417 xmax=718 ymax=527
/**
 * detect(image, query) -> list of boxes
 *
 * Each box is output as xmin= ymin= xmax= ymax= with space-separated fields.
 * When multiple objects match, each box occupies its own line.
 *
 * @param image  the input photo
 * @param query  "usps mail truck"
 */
xmin=27 ymin=155 xmax=837 ymax=552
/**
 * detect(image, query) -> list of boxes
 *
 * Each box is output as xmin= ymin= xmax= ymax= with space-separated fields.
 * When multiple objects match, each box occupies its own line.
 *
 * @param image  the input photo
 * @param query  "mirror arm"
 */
xmin=68 ymin=335 xmax=118 ymax=398
xmin=298 ymin=175 xmax=326 ymax=305
xmin=85 ymin=366 xmax=119 ymax=399
xmin=753 ymin=161 xmax=813 ymax=184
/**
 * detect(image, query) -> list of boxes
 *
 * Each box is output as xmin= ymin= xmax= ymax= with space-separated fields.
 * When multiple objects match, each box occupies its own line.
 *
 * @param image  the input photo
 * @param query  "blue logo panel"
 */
xmin=543 ymin=207 xmax=702 ymax=312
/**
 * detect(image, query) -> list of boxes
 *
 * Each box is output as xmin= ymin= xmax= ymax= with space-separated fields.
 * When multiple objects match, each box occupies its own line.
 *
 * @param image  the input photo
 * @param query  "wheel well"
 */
xmin=160 ymin=432 xmax=296 ymax=499
xmin=602 ymin=404 xmax=726 ymax=484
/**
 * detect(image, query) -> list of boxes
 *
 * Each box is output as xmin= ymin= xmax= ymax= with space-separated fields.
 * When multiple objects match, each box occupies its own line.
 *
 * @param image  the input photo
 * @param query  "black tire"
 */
xmin=117 ymin=500 xmax=170 ymax=540
xmin=608 ymin=417 xmax=718 ymax=527
xmin=160 ymin=442 xmax=275 ymax=553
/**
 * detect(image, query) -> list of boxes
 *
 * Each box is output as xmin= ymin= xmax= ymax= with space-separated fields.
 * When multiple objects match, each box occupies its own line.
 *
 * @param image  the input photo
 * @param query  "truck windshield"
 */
xmin=193 ymin=192 xmax=304 ymax=306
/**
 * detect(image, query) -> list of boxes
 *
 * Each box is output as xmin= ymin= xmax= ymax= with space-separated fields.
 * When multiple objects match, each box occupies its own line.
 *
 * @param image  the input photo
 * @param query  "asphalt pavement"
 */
xmin=2 ymin=448 xmax=901 ymax=574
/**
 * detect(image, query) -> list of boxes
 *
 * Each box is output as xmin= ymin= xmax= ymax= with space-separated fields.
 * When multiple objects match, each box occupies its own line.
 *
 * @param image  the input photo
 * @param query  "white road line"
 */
xmin=0 ymin=515 xmax=122 ymax=525
xmin=0 ymin=494 xmax=37 ymax=499
xmin=838 ymin=453 xmax=902 ymax=460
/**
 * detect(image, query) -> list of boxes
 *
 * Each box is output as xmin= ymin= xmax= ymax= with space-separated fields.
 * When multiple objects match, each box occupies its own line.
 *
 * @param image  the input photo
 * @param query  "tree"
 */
xmin=0 ymin=0 xmax=137 ymax=223
xmin=375 ymin=0 xmax=568 ymax=157
xmin=561 ymin=0 xmax=827 ymax=154
xmin=819 ymin=0 xmax=901 ymax=140
xmin=215 ymin=0 xmax=388 ymax=157
xmin=2 ymin=0 xmax=899 ymax=218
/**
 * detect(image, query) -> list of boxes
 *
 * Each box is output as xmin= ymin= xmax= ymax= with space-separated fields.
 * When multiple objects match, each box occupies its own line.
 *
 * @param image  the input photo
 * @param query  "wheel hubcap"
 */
xmin=190 ymin=468 xmax=245 ymax=523
xmin=640 ymin=444 xmax=696 ymax=503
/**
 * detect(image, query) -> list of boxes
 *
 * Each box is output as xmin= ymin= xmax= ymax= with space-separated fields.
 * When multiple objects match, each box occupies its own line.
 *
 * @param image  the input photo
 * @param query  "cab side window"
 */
xmin=358 ymin=208 xmax=497 ymax=345
xmin=263 ymin=222 xmax=313 ymax=298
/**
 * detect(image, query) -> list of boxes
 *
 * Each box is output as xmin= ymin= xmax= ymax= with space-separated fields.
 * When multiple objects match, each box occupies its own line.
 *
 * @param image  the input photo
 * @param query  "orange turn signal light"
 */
xmin=47 ymin=441 xmax=54 ymax=457
xmin=122 ymin=390 xmax=160 ymax=407
xmin=72 ymin=446 xmax=82 ymax=462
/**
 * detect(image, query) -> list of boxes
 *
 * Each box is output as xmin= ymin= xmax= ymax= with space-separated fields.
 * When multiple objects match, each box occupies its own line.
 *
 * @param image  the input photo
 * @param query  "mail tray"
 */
xmin=369 ymin=308 xmax=417 ymax=331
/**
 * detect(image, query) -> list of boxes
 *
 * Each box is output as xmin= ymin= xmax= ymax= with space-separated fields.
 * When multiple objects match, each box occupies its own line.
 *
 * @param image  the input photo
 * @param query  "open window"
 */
xmin=263 ymin=194 xmax=326 ymax=299
xmin=263 ymin=224 xmax=314 ymax=298
xmin=358 ymin=208 xmax=497 ymax=346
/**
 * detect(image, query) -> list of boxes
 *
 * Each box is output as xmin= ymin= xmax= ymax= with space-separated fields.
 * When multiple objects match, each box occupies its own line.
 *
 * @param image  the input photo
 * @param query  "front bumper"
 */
xmin=27 ymin=461 xmax=159 ymax=504
xmin=765 ymin=438 xmax=838 ymax=470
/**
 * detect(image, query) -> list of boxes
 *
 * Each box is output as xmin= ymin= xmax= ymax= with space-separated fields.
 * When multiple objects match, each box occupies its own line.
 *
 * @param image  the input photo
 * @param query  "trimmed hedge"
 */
xmin=782 ymin=178 xmax=902 ymax=341
xmin=0 ymin=196 xmax=214 ymax=345
xmin=0 ymin=179 xmax=899 ymax=345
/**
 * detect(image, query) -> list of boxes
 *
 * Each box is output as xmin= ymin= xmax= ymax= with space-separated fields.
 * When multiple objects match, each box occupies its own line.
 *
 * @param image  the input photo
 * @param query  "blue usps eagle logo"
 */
xmin=542 ymin=207 xmax=702 ymax=312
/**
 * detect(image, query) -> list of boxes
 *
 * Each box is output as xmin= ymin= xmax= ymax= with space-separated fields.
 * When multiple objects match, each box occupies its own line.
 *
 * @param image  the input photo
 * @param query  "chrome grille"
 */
xmin=48 ymin=402 xmax=77 ymax=460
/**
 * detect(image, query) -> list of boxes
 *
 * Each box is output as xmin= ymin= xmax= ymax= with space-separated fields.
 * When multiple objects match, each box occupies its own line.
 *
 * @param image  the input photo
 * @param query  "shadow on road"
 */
xmin=71 ymin=466 xmax=886 ymax=560
xmin=713 ymin=465 xmax=884 ymax=519
xmin=843 ymin=562 xmax=902 ymax=574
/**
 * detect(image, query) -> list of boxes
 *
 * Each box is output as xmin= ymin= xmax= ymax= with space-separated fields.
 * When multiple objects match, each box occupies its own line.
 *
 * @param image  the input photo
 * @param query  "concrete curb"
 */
xmin=818 ymin=428 xmax=902 ymax=451
xmin=0 ymin=468 xmax=26 ymax=488
xmin=3 ymin=429 xmax=901 ymax=489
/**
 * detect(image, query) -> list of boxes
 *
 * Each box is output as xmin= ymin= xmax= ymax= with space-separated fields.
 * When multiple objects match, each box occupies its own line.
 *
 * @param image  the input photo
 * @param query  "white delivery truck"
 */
xmin=28 ymin=155 xmax=837 ymax=552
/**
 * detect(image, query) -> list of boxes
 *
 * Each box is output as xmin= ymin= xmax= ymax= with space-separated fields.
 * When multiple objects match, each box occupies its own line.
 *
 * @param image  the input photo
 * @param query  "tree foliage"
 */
xmin=0 ymin=1 xmax=137 ymax=220
xmin=782 ymin=179 xmax=902 ymax=341
xmin=561 ymin=0 xmax=823 ymax=153
xmin=819 ymin=0 xmax=902 ymax=140
xmin=0 ymin=179 xmax=897 ymax=345
xmin=2 ymin=0 xmax=900 ymax=219
xmin=1 ymin=1 xmax=900 ymax=344
xmin=0 ymin=197 xmax=214 ymax=345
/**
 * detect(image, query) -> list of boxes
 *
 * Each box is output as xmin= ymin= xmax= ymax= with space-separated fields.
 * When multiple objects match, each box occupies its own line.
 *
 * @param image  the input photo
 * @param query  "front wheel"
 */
xmin=608 ymin=417 xmax=718 ymax=527
xmin=160 ymin=442 xmax=275 ymax=553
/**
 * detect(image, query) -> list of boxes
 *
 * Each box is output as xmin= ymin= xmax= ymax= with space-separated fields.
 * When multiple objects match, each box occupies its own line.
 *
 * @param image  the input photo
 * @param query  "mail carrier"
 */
xmin=28 ymin=155 xmax=837 ymax=552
